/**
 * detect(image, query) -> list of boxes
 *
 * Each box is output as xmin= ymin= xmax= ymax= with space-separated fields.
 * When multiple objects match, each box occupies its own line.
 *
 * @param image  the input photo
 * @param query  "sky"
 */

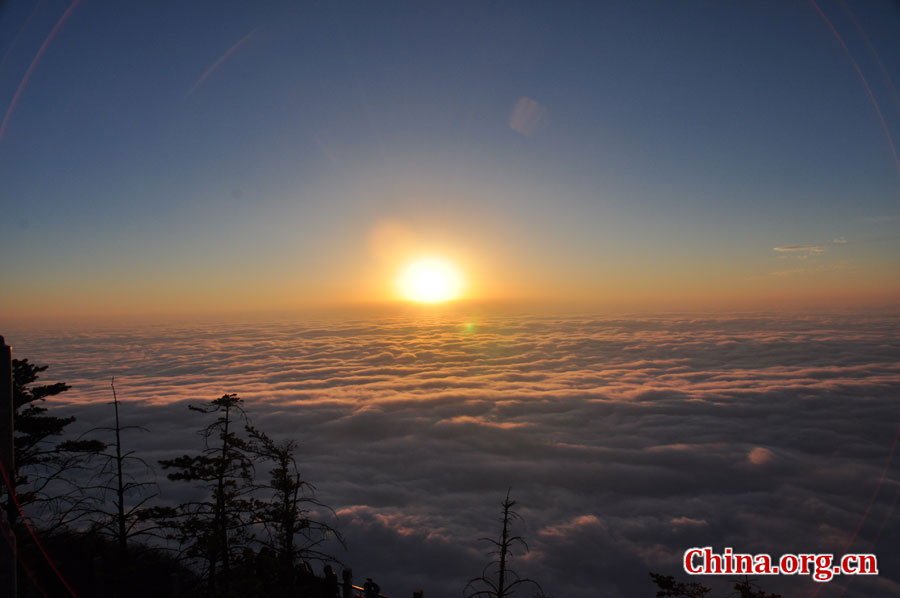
xmin=1 ymin=0 xmax=900 ymax=319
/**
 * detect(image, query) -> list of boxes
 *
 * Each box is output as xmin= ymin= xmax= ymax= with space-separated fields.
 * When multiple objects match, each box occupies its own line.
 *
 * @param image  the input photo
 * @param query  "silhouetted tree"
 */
xmin=732 ymin=577 xmax=781 ymax=598
xmin=158 ymin=394 xmax=256 ymax=597
xmin=648 ymin=573 xmax=781 ymax=598
xmin=4 ymin=358 xmax=105 ymax=530
xmin=648 ymin=572 xmax=711 ymax=597
xmin=465 ymin=489 xmax=544 ymax=598
xmin=245 ymin=425 xmax=344 ymax=595
xmin=86 ymin=379 xmax=158 ymax=557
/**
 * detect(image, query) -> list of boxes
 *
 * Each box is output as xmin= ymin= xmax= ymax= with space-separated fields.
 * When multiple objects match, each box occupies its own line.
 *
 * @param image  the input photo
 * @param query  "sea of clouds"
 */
xmin=4 ymin=312 xmax=900 ymax=597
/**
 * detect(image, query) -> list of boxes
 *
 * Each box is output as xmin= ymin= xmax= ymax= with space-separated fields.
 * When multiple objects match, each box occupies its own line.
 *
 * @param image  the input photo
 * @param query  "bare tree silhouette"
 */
xmin=245 ymin=424 xmax=344 ymax=596
xmin=465 ymin=489 xmax=545 ymax=598
xmin=85 ymin=378 xmax=159 ymax=556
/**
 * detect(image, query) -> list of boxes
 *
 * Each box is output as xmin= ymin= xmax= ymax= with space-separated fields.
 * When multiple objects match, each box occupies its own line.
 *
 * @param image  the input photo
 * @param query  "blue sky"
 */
xmin=1 ymin=0 xmax=899 ymax=317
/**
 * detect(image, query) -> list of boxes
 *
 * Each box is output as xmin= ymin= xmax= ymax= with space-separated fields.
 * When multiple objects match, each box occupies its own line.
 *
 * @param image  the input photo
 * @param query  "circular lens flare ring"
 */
xmin=398 ymin=257 xmax=464 ymax=303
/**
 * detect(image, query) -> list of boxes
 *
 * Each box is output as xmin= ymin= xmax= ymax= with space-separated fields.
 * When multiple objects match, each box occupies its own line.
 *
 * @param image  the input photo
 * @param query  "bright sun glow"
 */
xmin=398 ymin=257 xmax=464 ymax=303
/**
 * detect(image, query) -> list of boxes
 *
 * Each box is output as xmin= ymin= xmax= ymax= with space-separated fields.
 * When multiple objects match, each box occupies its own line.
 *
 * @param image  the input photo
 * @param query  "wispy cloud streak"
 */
xmin=773 ymin=244 xmax=827 ymax=253
xmin=185 ymin=28 xmax=259 ymax=98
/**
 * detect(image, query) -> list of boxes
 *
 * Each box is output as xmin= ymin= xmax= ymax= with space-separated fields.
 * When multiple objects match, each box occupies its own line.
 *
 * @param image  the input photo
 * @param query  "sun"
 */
xmin=398 ymin=256 xmax=464 ymax=303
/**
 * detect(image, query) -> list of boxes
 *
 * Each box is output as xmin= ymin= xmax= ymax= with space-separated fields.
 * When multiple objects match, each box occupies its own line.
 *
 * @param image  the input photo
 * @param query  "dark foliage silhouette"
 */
xmin=246 ymin=424 xmax=345 ymax=595
xmin=649 ymin=572 xmax=782 ymax=598
xmin=158 ymin=393 xmax=256 ymax=596
xmin=16 ymin=528 xmax=199 ymax=597
xmin=731 ymin=577 xmax=782 ymax=598
xmin=5 ymin=358 xmax=105 ymax=531
xmin=648 ymin=572 xmax=711 ymax=597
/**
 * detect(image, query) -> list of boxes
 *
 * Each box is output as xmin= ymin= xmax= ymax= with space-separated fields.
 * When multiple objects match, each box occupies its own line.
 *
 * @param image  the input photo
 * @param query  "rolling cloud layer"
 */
xmin=6 ymin=313 xmax=900 ymax=597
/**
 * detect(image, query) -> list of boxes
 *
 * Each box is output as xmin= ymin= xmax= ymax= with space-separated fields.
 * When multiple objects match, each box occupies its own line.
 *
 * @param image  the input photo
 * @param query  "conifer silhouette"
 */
xmin=158 ymin=394 xmax=255 ymax=596
xmin=5 ymin=358 xmax=105 ymax=530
